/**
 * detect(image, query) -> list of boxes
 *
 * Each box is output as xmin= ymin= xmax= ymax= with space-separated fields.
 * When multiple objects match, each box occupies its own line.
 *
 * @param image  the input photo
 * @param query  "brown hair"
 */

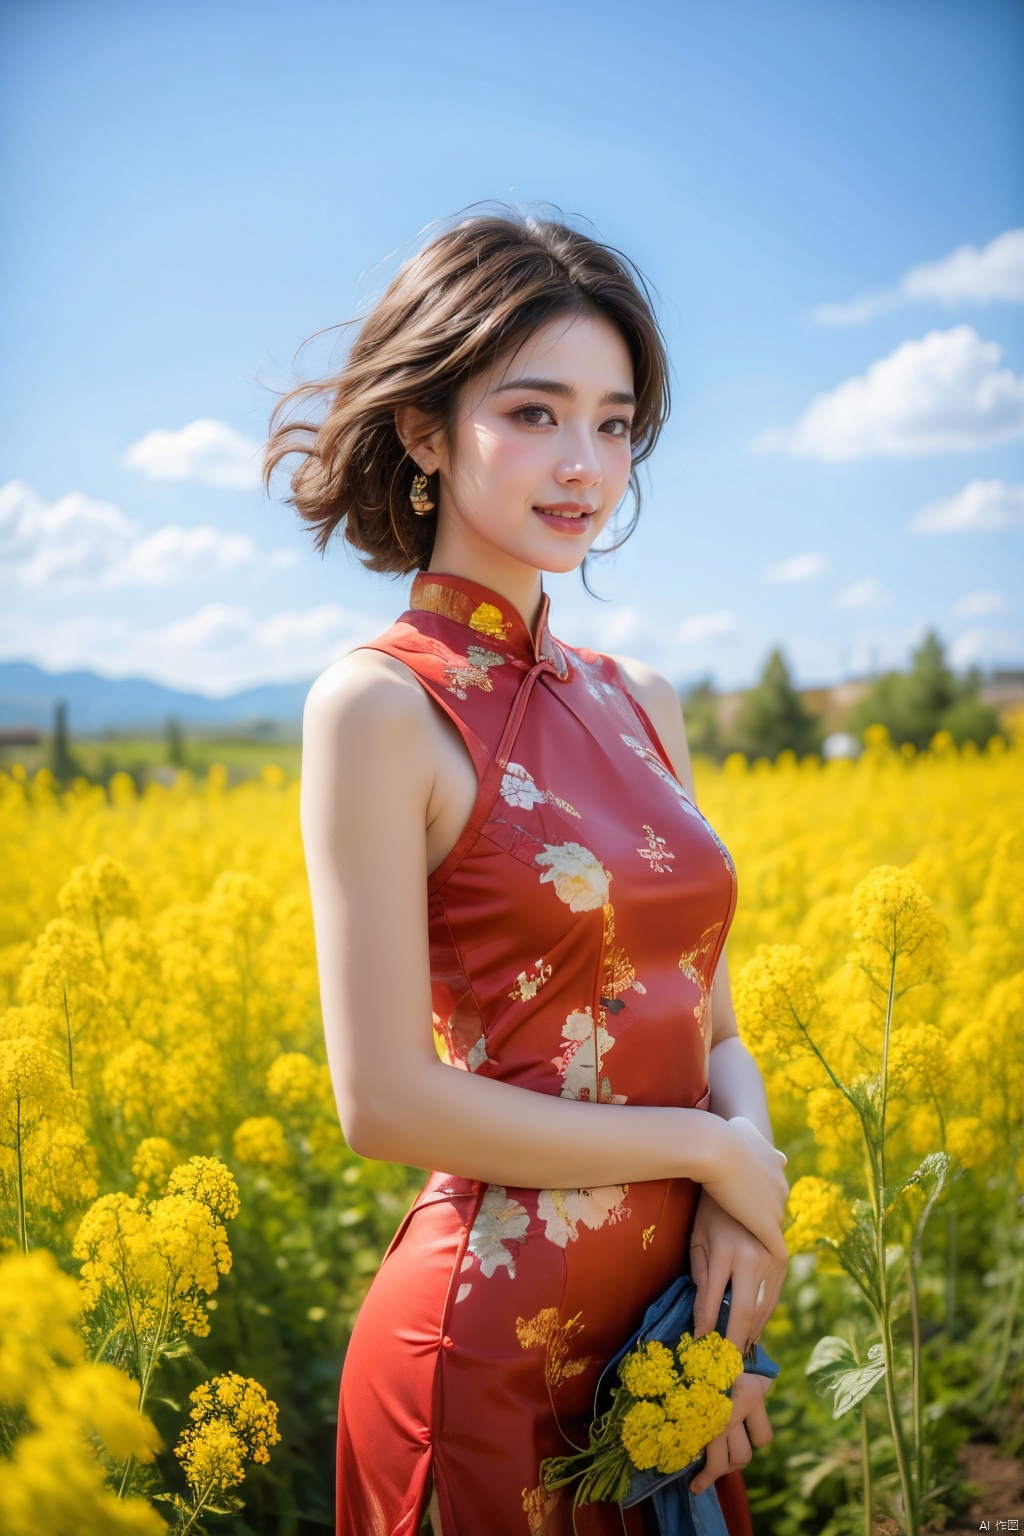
xmin=262 ymin=208 xmax=671 ymax=576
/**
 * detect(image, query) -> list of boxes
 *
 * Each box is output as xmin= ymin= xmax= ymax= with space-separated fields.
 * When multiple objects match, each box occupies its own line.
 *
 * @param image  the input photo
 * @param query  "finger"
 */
xmin=692 ymin=1245 xmax=733 ymax=1340
xmin=742 ymin=1395 xmax=774 ymax=1449
xmin=690 ymin=1432 xmax=729 ymax=1497
xmin=723 ymin=1264 xmax=762 ymax=1355
xmin=689 ymin=1232 xmax=712 ymax=1335
xmin=725 ymin=1420 xmax=753 ymax=1473
xmin=751 ymin=1261 xmax=788 ymax=1339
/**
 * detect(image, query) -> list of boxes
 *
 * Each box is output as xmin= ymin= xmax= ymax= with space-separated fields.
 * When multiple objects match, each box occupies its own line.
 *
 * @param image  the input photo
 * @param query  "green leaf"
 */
xmin=829 ymin=1345 xmax=886 ymax=1419
xmin=805 ymin=1335 xmax=856 ymax=1384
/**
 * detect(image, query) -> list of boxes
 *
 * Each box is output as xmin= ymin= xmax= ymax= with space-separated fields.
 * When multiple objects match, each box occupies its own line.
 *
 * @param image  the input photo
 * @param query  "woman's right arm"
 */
xmin=300 ymin=653 xmax=789 ymax=1260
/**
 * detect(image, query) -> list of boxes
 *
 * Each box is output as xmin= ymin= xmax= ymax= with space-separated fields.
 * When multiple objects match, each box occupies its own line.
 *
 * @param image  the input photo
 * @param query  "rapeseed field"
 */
xmin=1 ymin=723 xmax=1021 ymax=1533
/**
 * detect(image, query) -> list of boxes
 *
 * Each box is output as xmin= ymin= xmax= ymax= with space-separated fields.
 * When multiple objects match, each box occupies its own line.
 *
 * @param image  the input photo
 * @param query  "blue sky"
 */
xmin=1 ymin=0 xmax=1022 ymax=698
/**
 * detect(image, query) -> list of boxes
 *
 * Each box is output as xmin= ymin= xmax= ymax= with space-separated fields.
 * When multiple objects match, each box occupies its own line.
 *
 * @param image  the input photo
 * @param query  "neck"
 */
xmin=426 ymin=525 xmax=545 ymax=639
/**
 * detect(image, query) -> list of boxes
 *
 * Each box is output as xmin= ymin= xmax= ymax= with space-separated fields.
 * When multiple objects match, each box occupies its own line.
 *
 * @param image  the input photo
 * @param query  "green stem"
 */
xmin=118 ymin=1257 xmax=142 ymax=1381
xmin=116 ymin=1278 xmax=172 ymax=1500
xmin=860 ymin=1400 xmax=873 ymax=1536
xmin=981 ymin=1204 xmax=1022 ymax=1408
xmin=62 ymin=984 xmax=75 ymax=1089
xmin=906 ymin=1223 xmax=923 ymax=1507
xmin=178 ymin=1477 xmax=217 ymax=1535
xmin=945 ymin=1197 xmax=957 ymax=1340
xmin=874 ymin=937 xmax=919 ymax=1535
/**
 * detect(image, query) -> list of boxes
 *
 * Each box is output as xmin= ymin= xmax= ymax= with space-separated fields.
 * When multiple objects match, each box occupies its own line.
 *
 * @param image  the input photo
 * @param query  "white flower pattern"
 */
xmin=466 ymin=1186 xmax=531 ymax=1279
xmin=534 ymin=841 xmax=610 ymax=912
xmin=537 ymin=1185 xmax=631 ymax=1248
xmin=551 ymin=1007 xmax=627 ymax=1104
xmin=500 ymin=762 xmax=579 ymax=818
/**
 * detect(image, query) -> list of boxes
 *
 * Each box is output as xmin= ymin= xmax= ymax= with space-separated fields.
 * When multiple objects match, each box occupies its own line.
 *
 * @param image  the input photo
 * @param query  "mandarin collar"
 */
xmin=408 ymin=570 xmax=569 ymax=676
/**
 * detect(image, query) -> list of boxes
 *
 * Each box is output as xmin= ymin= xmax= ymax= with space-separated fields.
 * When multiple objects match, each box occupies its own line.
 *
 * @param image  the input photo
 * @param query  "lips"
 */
xmin=531 ymin=504 xmax=595 ymax=535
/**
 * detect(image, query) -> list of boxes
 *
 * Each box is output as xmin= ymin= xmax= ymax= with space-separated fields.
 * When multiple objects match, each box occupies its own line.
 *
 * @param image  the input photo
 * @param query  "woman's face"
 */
xmin=424 ymin=309 xmax=637 ymax=576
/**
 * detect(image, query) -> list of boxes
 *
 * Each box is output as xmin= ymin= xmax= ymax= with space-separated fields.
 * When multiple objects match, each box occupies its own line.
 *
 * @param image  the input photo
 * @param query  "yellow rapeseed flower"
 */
xmin=676 ymin=1330 xmax=744 ymax=1392
xmin=733 ymin=943 xmax=822 ymax=1055
xmin=848 ymin=866 xmax=947 ymax=1000
xmin=618 ymin=1339 xmax=679 ymax=1398
xmin=785 ymin=1176 xmax=853 ymax=1274
xmin=620 ymin=1400 xmax=666 ymax=1471
xmin=166 ymin=1154 xmax=241 ymax=1222
xmin=233 ymin=1114 xmax=294 ymax=1171
xmin=175 ymin=1371 xmax=281 ymax=1491
xmin=57 ymin=854 xmax=141 ymax=931
xmin=131 ymin=1136 xmax=179 ymax=1198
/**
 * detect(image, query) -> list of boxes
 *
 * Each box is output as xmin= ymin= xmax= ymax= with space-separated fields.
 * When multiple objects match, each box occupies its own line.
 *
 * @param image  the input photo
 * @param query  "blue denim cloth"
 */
xmin=592 ymin=1275 xmax=780 ymax=1536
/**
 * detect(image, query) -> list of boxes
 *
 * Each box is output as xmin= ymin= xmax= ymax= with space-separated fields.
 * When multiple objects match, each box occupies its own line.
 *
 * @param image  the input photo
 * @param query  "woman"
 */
xmin=263 ymin=210 xmax=789 ymax=1536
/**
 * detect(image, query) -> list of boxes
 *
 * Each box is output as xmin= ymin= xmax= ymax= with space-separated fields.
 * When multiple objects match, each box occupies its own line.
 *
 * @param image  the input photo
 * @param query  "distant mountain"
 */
xmin=0 ymin=660 xmax=311 ymax=733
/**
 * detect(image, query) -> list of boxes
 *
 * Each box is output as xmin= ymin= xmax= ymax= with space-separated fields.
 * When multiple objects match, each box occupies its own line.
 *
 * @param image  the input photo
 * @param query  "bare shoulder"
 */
xmin=606 ymin=651 xmax=696 ymax=801
xmin=300 ymin=647 xmax=437 ymax=814
xmin=303 ymin=646 xmax=435 ymax=743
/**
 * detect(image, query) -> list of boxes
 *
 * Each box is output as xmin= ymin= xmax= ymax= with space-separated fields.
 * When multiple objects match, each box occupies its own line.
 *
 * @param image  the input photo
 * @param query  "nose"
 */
xmin=555 ymin=427 xmax=602 ymax=489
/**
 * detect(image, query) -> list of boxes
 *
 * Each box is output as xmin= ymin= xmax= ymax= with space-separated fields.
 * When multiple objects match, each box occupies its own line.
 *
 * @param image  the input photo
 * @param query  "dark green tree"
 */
xmin=49 ymin=700 xmax=84 ymax=783
xmin=166 ymin=714 xmax=187 ymax=767
xmin=848 ymin=629 xmax=1000 ymax=749
xmin=730 ymin=648 xmax=821 ymax=759
xmin=679 ymin=676 xmax=720 ymax=759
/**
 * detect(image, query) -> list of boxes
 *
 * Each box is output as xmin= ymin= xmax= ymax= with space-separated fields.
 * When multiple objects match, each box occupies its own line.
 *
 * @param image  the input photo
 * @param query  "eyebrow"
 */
xmin=493 ymin=376 xmax=637 ymax=407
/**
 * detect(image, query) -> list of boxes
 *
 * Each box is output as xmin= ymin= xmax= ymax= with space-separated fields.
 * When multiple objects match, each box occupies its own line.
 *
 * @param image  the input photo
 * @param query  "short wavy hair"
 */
xmin=262 ymin=208 xmax=671 ymax=577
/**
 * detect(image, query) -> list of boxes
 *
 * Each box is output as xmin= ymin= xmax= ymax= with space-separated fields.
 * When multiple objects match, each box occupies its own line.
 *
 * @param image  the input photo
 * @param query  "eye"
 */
xmin=601 ymin=417 xmax=633 ymax=440
xmin=512 ymin=403 xmax=556 ymax=427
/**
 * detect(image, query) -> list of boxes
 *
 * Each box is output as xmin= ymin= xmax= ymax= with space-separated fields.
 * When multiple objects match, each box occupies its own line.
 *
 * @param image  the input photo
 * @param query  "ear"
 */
xmin=394 ymin=404 xmax=444 ymax=474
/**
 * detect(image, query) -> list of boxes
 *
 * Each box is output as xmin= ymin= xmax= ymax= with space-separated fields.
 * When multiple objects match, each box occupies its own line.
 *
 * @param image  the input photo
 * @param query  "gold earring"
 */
xmin=410 ymin=471 xmax=435 ymax=514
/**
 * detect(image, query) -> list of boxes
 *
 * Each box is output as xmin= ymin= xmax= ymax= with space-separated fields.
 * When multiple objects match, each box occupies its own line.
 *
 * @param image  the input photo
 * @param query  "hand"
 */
xmin=700 ymin=1115 xmax=789 ymax=1262
xmin=690 ymin=1370 xmax=774 ymax=1497
xmin=689 ymin=1187 xmax=789 ymax=1355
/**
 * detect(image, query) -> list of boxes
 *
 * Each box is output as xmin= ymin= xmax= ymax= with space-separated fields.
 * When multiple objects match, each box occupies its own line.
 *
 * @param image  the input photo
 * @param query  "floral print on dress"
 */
xmin=500 ymin=762 xmax=580 ymax=818
xmin=601 ymin=902 xmax=647 ymax=1001
xmin=443 ymin=645 xmax=506 ymax=699
xmin=679 ymin=921 xmax=725 ymax=1039
xmin=468 ymin=600 xmax=512 ymax=641
xmin=509 ymin=959 xmax=552 ymax=1002
xmin=535 ymin=842 xmax=610 ymax=912
xmin=637 ymin=823 xmax=674 ymax=874
xmin=521 ymin=1482 xmax=558 ymax=1535
xmin=466 ymin=1034 xmax=493 ymax=1071
xmin=516 ymin=1307 xmax=592 ymax=1390
xmin=466 ymin=1186 xmax=530 ymax=1279
xmin=552 ymin=1007 xmax=627 ymax=1104
xmin=537 ymin=1185 xmax=631 ymax=1248
xmin=620 ymin=733 xmax=736 ymax=876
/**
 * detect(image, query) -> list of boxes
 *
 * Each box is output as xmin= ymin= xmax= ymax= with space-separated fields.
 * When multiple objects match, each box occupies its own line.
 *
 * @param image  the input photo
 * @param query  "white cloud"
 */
xmin=836 ymin=577 xmax=889 ymax=609
xmin=952 ymin=589 xmax=1006 ymax=619
xmin=762 ymin=551 xmax=827 ymax=583
xmin=909 ymin=479 xmax=1024 ymax=533
xmin=0 ymin=601 xmax=386 ymax=696
xmin=124 ymin=418 xmax=264 ymax=489
xmin=949 ymin=627 xmax=1024 ymax=671
xmin=812 ymin=228 xmax=1024 ymax=326
xmin=552 ymin=600 xmax=741 ymax=687
xmin=676 ymin=610 xmax=739 ymax=643
xmin=0 ymin=479 xmax=298 ymax=590
xmin=751 ymin=327 xmax=1024 ymax=461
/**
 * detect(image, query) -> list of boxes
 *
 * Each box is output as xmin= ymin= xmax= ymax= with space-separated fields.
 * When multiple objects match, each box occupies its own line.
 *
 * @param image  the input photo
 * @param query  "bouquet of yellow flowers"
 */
xmin=540 ymin=1276 xmax=779 ymax=1535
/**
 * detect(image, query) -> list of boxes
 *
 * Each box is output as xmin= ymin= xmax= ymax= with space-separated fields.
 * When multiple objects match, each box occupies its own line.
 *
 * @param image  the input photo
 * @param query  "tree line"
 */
xmin=681 ymin=630 xmax=1003 ymax=761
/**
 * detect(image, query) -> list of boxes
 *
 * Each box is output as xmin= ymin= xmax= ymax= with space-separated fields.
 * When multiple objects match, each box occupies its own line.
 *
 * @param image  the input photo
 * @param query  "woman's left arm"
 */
xmin=608 ymin=654 xmax=790 ymax=1349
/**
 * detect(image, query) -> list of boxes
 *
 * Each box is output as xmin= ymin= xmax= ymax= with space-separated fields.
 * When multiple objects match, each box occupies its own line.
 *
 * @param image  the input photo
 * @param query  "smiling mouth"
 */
xmin=532 ymin=504 xmax=595 ymax=521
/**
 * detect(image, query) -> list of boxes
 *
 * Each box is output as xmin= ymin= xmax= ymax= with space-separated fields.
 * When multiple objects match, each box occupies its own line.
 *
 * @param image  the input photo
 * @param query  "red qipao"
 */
xmin=335 ymin=571 xmax=754 ymax=1536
